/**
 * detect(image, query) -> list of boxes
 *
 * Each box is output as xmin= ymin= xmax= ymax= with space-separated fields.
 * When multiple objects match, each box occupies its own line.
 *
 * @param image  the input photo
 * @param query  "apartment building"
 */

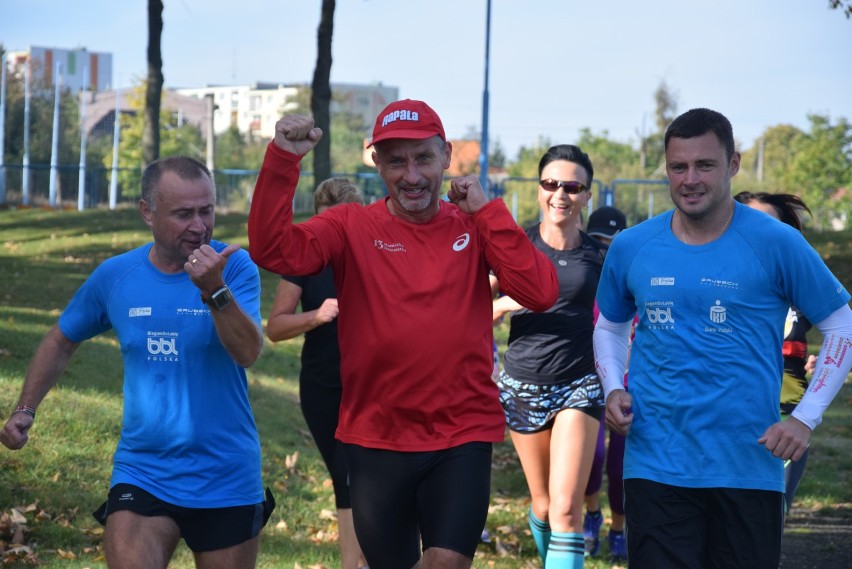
xmin=5 ymin=45 xmax=112 ymax=92
xmin=177 ymin=81 xmax=398 ymax=139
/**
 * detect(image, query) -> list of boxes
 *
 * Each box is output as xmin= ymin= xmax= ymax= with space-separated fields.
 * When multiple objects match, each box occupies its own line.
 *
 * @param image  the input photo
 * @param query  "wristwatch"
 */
xmin=202 ymin=285 xmax=233 ymax=311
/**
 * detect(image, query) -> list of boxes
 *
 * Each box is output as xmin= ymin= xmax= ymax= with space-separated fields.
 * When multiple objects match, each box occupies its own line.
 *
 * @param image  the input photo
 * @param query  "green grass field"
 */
xmin=1 ymin=206 xmax=850 ymax=568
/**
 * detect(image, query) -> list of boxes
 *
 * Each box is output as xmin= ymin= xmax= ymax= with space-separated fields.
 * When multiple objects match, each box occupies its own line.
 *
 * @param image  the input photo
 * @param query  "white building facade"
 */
xmin=177 ymin=82 xmax=398 ymax=139
xmin=6 ymin=46 xmax=112 ymax=92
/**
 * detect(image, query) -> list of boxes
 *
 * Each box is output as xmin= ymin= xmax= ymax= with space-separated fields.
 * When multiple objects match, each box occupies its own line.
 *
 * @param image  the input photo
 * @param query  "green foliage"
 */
xmin=489 ymin=139 xmax=507 ymax=169
xmin=829 ymin=0 xmax=852 ymax=18
xmin=652 ymin=80 xmax=679 ymax=134
xmin=1 ymin=59 xmax=83 ymax=167
xmin=641 ymin=132 xmax=666 ymax=176
xmin=738 ymin=115 xmax=851 ymax=229
xmin=329 ymin=110 xmax=372 ymax=175
xmin=215 ymin=125 xmax=267 ymax=171
xmin=282 ymin=86 xmax=373 ymax=179
xmin=104 ymin=85 xmax=205 ymax=202
xmin=576 ymin=128 xmax=644 ymax=185
xmin=783 ymin=115 xmax=852 ymax=224
xmin=631 ymin=80 xmax=680 ymax=176
xmin=742 ymin=124 xmax=806 ymax=180
xmin=502 ymin=138 xmax=549 ymax=227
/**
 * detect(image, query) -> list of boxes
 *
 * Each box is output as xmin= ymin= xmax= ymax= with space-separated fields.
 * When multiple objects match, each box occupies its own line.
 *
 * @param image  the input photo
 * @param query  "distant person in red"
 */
xmin=247 ymin=99 xmax=558 ymax=569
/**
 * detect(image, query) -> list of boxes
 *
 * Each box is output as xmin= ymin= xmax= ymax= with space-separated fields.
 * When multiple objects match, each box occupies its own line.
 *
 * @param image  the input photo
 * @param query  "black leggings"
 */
xmin=299 ymin=376 xmax=351 ymax=509
xmin=343 ymin=442 xmax=492 ymax=569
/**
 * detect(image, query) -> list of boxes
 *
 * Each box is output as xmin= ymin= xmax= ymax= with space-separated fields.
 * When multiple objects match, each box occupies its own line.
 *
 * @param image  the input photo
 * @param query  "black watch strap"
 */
xmin=202 ymin=285 xmax=233 ymax=311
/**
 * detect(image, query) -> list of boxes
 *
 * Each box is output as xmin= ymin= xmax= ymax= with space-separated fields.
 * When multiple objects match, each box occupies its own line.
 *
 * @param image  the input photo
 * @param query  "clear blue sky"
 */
xmin=3 ymin=0 xmax=851 ymax=159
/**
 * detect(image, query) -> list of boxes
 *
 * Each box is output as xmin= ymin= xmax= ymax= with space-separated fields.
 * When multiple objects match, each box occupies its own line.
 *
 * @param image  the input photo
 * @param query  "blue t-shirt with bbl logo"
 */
xmin=596 ymin=203 xmax=849 ymax=492
xmin=58 ymin=240 xmax=264 ymax=508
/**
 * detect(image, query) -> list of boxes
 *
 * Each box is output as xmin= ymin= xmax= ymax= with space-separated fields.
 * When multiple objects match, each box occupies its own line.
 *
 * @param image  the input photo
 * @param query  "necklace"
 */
xmin=679 ymin=206 xmax=734 ymax=245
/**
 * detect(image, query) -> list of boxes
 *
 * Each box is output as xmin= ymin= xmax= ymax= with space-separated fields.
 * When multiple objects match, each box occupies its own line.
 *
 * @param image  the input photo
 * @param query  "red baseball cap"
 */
xmin=368 ymin=99 xmax=446 ymax=147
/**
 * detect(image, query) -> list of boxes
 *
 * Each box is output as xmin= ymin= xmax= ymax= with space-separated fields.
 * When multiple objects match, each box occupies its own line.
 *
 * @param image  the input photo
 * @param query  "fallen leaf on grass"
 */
xmin=284 ymin=452 xmax=299 ymax=471
xmin=84 ymin=526 xmax=104 ymax=536
xmin=9 ymin=509 xmax=27 ymax=525
xmin=2 ymin=543 xmax=40 ymax=566
xmin=56 ymin=548 xmax=76 ymax=559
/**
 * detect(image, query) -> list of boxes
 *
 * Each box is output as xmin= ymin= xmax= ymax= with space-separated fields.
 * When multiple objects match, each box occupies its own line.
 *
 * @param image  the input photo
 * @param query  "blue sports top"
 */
xmin=596 ymin=202 xmax=850 ymax=492
xmin=58 ymin=240 xmax=264 ymax=507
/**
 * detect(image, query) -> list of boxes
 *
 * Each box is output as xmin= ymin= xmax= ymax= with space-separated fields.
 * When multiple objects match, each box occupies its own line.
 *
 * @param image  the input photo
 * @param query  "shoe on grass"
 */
xmin=608 ymin=529 xmax=627 ymax=562
xmin=583 ymin=510 xmax=603 ymax=557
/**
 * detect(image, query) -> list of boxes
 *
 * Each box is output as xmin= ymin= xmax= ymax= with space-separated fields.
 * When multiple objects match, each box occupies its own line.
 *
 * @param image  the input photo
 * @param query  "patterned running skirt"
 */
xmin=497 ymin=370 xmax=604 ymax=433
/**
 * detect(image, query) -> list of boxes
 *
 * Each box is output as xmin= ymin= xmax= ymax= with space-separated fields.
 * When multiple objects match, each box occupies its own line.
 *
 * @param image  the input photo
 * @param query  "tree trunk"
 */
xmin=311 ymin=0 xmax=335 ymax=188
xmin=143 ymin=0 xmax=164 ymax=168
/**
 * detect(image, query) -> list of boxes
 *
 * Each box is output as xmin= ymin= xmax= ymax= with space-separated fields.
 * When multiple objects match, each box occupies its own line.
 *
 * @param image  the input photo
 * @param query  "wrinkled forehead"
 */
xmin=155 ymin=172 xmax=216 ymax=205
xmin=374 ymin=135 xmax=444 ymax=157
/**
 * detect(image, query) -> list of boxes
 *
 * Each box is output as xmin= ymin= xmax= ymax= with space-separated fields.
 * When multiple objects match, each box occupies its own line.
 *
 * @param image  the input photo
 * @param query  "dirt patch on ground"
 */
xmin=780 ymin=504 xmax=852 ymax=568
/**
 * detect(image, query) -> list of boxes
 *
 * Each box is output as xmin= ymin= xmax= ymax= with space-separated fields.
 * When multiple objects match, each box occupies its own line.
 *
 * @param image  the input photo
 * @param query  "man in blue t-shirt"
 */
xmin=1 ymin=156 xmax=274 ymax=568
xmin=593 ymin=108 xmax=852 ymax=569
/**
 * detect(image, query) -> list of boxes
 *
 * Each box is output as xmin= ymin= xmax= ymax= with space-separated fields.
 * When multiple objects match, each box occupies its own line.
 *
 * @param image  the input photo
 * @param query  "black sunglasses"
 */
xmin=539 ymin=179 xmax=588 ymax=194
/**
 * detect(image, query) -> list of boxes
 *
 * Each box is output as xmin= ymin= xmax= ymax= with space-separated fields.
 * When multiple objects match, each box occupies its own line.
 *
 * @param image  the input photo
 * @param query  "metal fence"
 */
xmin=11 ymin=165 xmax=839 ymax=232
xmin=0 ymin=164 xmax=388 ymax=214
xmin=0 ymin=164 xmax=668 ymax=224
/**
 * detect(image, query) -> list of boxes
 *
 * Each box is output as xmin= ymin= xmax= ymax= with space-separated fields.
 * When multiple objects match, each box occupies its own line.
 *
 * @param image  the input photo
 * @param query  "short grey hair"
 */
xmin=141 ymin=156 xmax=214 ymax=210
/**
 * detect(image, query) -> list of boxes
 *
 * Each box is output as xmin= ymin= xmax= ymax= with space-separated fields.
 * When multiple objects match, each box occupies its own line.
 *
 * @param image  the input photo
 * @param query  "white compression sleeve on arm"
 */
xmin=593 ymin=314 xmax=634 ymax=399
xmin=791 ymin=304 xmax=852 ymax=430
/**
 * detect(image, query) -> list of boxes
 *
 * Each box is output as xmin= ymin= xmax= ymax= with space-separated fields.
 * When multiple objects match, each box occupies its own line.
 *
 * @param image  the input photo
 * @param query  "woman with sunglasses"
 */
xmin=492 ymin=144 xmax=605 ymax=568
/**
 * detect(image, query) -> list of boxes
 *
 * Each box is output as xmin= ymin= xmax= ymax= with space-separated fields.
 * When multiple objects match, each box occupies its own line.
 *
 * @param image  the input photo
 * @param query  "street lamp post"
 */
xmin=478 ymin=0 xmax=492 ymax=197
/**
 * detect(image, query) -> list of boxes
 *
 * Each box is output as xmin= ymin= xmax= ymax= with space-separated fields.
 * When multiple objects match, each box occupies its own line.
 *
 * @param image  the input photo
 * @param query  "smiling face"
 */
xmin=372 ymin=136 xmax=451 ymax=223
xmin=140 ymin=171 xmax=216 ymax=272
xmin=666 ymin=131 xmax=740 ymax=221
xmin=537 ymin=159 xmax=591 ymax=229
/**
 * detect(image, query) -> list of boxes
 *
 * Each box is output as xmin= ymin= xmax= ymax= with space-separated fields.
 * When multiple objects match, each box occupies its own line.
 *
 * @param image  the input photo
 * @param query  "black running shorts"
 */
xmin=93 ymin=483 xmax=275 ymax=552
xmin=624 ymin=478 xmax=783 ymax=568
xmin=343 ymin=441 xmax=492 ymax=569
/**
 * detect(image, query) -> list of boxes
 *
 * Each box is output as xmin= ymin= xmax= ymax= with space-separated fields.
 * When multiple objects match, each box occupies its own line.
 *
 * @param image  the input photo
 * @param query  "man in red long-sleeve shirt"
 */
xmin=248 ymin=99 xmax=558 ymax=569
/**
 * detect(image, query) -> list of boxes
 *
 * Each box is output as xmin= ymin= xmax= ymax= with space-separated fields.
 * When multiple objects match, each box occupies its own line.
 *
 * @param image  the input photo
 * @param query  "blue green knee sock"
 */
xmin=546 ymin=531 xmax=585 ymax=569
xmin=528 ymin=508 xmax=551 ymax=562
